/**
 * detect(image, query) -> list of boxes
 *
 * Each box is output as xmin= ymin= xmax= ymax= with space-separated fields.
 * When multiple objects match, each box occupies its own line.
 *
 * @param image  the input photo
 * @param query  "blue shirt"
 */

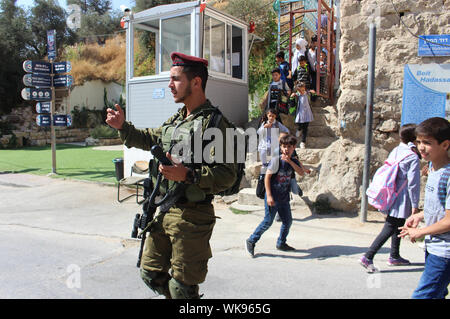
xmin=267 ymin=155 xmax=300 ymax=203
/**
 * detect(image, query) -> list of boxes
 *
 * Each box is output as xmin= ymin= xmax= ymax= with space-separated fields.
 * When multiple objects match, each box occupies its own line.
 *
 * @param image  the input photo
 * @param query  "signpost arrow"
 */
xmin=23 ymin=74 xmax=52 ymax=88
xmin=53 ymin=74 xmax=73 ymax=87
xmin=53 ymin=61 xmax=72 ymax=74
xmin=23 ymin=60 xmax=52 ymax=74
xmin=21 ymin=88 xmax=52 ymax=101
xmin=36 ymin=102 xmax=51 ymax=114
xmin=36 ymin=114 xmax=51 ymax=127
xmin=53 ymin=114 xmax=72 ymax=127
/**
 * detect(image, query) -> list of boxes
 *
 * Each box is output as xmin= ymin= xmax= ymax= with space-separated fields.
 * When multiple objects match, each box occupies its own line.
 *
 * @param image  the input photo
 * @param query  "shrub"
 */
xmin=90 ymin=125 xmax=118 ymax=139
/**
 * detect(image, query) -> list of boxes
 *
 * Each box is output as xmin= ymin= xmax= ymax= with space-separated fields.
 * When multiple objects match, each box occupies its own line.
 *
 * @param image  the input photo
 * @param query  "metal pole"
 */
xmin=277 ymin=6 xmax=281 ymax=51
xmin=50 ymin=58 xmax=57 ymax=174
xmin=360 ymin=23 xmax=376 ymax=223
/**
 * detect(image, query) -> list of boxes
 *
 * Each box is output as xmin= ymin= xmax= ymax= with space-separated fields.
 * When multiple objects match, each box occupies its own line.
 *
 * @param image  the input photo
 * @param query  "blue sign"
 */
xmin=47 ymin=30 xmax=56 ymax=60
xmin=53 ymin=114 xmax=72 ymax=127
xmin=36 ymin=114 xmax=51 ymax=127
xmin=23 ymin=74 xmax=52 ymax=88
xmin=418 ymin=35 xmax=450 ymax=57
xmin=53 ymin=75 xmax=73 ymax=87
xmin=21 ymin=88 xmax=52 ymax=101
xmin=53 ymin=61 xmax=72 ymax=74
xmin=401 ymin=64 xmax=450 ymax=125
xmin=36 ymin=102 xmax=51 ymax=114
xmin=23 ymin=60 xmax=52 ymax=74
xmin=152 ymin=88 xmax=165 ymax=99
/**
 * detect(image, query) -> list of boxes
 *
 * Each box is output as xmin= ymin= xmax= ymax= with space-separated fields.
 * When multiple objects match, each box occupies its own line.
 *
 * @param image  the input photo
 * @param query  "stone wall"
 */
xmin=1 ymin=105 xmax=90 ymax=148
xmin=306 ymin=0 xmax=450 ymax=211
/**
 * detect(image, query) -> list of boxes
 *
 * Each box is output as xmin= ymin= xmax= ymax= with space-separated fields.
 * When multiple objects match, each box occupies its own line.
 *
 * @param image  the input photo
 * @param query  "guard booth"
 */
xmin=121 ymin=0 xmax=250 ymax=176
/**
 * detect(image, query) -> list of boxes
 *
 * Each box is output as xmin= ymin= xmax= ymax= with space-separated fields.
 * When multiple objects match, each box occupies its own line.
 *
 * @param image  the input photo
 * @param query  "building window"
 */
xmin=161 ymin=14 xmax=191 ymax=72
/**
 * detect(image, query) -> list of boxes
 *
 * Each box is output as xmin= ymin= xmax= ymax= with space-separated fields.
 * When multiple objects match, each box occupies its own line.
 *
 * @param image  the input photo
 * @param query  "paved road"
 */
xmin=0 ymin=173 xmax=429 ymax=300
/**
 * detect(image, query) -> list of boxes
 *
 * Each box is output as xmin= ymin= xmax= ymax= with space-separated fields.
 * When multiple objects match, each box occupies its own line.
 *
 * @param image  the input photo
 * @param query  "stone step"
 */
xmin=302 ymin=136 xmax=337 ymax=149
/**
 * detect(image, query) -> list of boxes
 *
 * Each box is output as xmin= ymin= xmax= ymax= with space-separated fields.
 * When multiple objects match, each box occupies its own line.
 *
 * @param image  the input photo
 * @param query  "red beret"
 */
xmin=171 ymin=52 xmax=208 ymax=67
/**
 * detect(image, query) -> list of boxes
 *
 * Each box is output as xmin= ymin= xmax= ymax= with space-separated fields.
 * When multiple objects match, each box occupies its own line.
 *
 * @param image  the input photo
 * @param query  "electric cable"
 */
xmin=390 ymin=0 xmax=450 ymax=47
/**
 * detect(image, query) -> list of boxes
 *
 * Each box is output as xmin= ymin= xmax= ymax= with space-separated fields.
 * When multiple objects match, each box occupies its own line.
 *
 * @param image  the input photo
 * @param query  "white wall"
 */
xmin=68 ymin=80 xmax=124 ymax=113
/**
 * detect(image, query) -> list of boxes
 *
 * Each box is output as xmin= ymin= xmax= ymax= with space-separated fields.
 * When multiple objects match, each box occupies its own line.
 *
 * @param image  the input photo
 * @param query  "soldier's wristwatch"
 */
xmin=185 ymin=168 xmax=200 ymax=184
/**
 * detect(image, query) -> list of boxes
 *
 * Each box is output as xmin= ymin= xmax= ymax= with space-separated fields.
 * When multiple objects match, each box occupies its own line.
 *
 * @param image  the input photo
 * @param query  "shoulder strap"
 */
xmin=437 ymin=164 xmax=450 ymax=208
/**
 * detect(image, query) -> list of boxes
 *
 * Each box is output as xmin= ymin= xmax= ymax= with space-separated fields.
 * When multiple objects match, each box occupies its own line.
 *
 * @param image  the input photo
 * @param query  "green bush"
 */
xmin=90 ymin=125 xmax=118 ymax=139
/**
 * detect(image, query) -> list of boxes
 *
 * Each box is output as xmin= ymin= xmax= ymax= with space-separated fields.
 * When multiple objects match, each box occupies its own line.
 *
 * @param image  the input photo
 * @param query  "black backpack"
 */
xmin=206 ymin=107 xmax=248 ymax=196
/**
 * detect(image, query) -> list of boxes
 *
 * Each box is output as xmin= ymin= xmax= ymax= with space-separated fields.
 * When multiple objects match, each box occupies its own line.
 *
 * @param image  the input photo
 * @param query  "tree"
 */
xmin=27 ymin=0 xmax=77 ymax=59
xmin=0 ymin=0 xmax=30 ymax=114
xmin=67 ymin=0 xmax=121 ymax=44
xmin=133 ymin=0 xmax=186 ymax=12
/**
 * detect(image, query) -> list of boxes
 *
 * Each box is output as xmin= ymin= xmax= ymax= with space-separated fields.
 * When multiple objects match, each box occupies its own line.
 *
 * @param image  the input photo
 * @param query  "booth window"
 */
xmin=161 ymin=14 xmax=191 ymax=72
xmin=133 ymin=22 xmax=158 ymax=77
xmin=204 ymin=15 xmax=243 ymax=80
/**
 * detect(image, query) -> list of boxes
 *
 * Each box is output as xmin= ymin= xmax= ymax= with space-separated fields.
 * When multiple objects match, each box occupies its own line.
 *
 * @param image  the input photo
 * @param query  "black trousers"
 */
xmin=296 ymin=122 xmax=309 ymax=143
xmin=365 ymin=215 xmax=406 ymax=260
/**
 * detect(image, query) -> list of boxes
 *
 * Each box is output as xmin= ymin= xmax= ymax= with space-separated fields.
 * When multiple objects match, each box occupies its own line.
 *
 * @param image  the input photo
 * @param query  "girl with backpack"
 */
xmin=360 ymin=124 xmax=421 ymax=272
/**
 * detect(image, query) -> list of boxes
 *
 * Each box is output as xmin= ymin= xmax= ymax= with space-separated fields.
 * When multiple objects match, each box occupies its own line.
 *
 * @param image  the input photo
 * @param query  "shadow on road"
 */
xmin=254 ymin=244 xmax=390 ymax=260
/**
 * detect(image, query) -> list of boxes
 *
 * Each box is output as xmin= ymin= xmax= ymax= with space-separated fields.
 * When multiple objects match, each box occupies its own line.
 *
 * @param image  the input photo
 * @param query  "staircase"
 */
xmin=231 ymin=97 xmax=339 ymax=213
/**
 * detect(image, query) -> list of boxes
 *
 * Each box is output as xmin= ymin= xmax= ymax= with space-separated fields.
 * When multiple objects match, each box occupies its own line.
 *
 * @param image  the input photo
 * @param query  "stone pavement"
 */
xmin=0 ymin=173 xmax=430 ymax=299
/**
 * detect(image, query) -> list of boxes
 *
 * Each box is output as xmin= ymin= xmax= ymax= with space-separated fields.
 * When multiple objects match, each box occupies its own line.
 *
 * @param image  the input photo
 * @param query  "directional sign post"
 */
xmin=22 ymin=30 xmax=74 ymax=174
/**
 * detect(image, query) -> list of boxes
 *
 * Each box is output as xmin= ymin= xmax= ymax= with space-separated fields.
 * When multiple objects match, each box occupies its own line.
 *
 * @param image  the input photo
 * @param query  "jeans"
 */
xmin=365 ymin=215 xmax=405 ymax=260
xmin=248 ymin=196 xmax=292 ymax=247
xmin=412 ymin=252 xmax=450 ymax=299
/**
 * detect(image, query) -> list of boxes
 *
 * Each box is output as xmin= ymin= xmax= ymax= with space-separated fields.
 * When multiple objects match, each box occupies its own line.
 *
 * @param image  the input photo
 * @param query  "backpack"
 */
xmin=434 ymin=163 xmax=450 ymax=208
xmin=268 ymin=80 xmax=289 ymax=114
xmin=206 ymin=107 xmax=248 ymax=196
xmin=366 ymin=151 xmax=416 ymax=212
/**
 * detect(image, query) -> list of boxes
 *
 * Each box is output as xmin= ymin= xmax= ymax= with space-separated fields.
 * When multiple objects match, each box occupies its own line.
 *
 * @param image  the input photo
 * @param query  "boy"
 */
xmin=276 ymin=50 xmax=293 ymax=90
xmin=293 ymin=55 xmax=310 ymax=90
xmin=246 ymin=134 xmax=306 ymax=257
xmin=267 ymin=68 xmax=291 ymax=116
xmin=399 ymin=117 xmax=450 ymax=299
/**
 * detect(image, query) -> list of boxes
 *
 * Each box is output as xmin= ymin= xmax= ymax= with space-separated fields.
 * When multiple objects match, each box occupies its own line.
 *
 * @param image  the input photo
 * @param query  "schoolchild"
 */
xmin=292 ymin=55 xmax=310 ymax=89
xmin=267 ymin=68 xmax=291 ymax=116
xmin=257 ymin=108 xmax=290 ymax=167
xmin=399 ymin=117 xmax=450 ymax=299
xmin=276 ymin=50 xmax=293 ymax=90
xmin=246 ymin=135 xmax=307 ymax=256
xmin=289 ymin=82 xmax=315 ymax=149
xmin=360 ymin=124 xmax=421 ymax=273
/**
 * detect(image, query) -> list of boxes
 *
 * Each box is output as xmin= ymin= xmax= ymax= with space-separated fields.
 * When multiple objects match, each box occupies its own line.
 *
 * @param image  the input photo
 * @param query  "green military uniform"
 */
xmin=119 ymin=99 xmax=237 ymax=298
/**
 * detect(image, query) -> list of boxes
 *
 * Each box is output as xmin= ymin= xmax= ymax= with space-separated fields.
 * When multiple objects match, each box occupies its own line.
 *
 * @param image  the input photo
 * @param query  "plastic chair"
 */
xmin=117 ymin=161 xmax=149 ymax=203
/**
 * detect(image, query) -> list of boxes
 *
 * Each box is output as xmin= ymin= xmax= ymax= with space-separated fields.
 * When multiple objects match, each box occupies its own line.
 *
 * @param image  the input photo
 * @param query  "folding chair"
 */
xmin=117 ymin=160 xmax=149 ymax=203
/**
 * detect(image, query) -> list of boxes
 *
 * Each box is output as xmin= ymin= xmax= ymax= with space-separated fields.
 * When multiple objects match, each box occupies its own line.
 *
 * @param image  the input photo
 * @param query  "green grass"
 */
xmin=0 ymin=144 xmax=123 ymax=184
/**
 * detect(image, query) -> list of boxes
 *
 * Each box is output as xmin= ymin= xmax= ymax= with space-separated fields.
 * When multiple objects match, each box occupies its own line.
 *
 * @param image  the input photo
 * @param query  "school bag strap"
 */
xmin=437 ymin=164 xmax=450 ymax=209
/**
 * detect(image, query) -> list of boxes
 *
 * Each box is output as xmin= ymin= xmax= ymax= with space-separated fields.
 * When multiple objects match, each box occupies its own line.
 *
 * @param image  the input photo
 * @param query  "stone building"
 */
xmin=308 ymin=0 xmax=450 ymax=211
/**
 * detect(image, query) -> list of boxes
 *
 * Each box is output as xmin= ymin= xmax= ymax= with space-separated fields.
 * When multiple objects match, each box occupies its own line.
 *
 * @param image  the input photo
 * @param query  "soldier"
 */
xmin=106 ymin=52 xmax=237 ymax=299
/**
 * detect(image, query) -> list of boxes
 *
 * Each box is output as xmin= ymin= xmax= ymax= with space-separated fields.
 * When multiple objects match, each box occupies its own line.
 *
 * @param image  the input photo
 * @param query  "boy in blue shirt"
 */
xmin=399 ymin=117 xmax=450 ymax=299
xmin=246 ymin=134 xmax=306 ymax=256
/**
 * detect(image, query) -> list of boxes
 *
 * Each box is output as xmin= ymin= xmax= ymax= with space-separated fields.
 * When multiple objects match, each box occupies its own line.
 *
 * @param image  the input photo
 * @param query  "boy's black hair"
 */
xmin=275 ymin=51 xmax=285 ymax=59
xmin=298 ymin=55 xmax=308 ymax=62
xmin=271 ymin=68 xmax=281 ymax=74
xmin=280 ymin=134 xmax=297 ymax=146
xmin=399 ymin=123 xmax=417 ymax=144
xmin=182 ymin=64 xmax=209 ymax=92
xmin=415 ymin=117 xmax=450 ymax=144
xmin=311 ymin=35 xmax=317 ymax=43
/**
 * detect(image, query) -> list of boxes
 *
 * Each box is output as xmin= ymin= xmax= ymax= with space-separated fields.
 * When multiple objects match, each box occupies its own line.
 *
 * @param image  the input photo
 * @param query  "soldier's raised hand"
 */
xmin=106 ymin=104 xmax=125 ymax=130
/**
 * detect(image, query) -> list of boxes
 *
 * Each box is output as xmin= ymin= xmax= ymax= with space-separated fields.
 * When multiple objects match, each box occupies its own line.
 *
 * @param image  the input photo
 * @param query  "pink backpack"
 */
xmin=366 ymin=152 xmax=415 ymax=212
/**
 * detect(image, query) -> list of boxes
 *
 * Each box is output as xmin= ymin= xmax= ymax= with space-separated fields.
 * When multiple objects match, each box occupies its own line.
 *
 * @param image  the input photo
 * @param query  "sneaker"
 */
xmin=387 ymin=256 xmax=410 ymax=266
xmin=300 ymin=142 xmax=306 ymax=149
xmin=276 ymin=243 xmax=296 ymax=251
xmin=246 ymin=239 xmax=255 ymax=257
xmin=359 ymin=255 xmax=378 ymax=273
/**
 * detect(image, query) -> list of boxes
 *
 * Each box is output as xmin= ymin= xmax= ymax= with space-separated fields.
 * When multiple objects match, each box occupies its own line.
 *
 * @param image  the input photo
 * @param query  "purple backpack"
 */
xmin=366 ymin=152 xmax=415 ymax=212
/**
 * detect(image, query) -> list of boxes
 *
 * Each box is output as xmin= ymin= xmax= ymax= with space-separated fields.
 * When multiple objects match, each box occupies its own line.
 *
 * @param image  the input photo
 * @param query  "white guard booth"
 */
xmin=122 ymin=0 xmax=250 ymax=176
